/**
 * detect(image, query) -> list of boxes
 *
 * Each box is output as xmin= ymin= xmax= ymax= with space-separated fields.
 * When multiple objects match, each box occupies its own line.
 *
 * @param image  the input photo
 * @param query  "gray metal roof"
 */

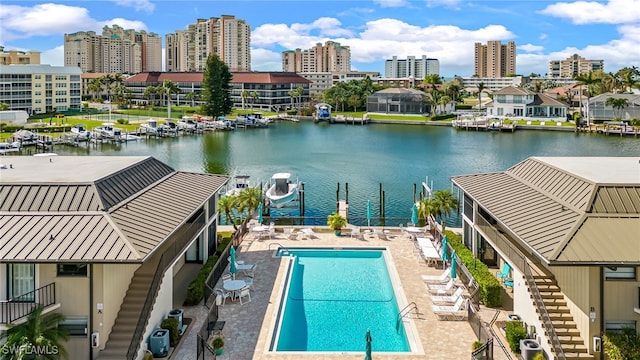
xmin=452 ymin=157 xmax=640 ymax=264
xmin=0 ymin=156 xmax=228 ymax=262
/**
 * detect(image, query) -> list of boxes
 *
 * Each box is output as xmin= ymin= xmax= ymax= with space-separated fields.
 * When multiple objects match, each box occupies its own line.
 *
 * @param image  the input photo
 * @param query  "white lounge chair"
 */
xmin=421 ymin=267 xmax=452 ymax=283
xmin=432 ymin=296 xmax=467 ymax=320
xmin=237 ymin=263 xmax=256 ymax=277
xmin=351 ymin=227 xmax=363 ymax=240
xmin=426 ymin=278 xmax=456 ymax=295
xmin=431 ymin=286 xmax=465 ymax=304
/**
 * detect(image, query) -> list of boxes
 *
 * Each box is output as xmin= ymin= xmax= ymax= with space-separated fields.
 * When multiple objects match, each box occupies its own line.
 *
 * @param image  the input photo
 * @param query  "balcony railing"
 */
xmin=476 ymin=215 xmax=566 ymax=360
xmin=0 ymin=283 xmax=56 ymax=324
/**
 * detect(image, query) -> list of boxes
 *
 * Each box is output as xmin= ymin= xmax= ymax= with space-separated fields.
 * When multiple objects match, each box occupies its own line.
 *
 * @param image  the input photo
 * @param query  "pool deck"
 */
xmin=173 ymin=227 xmax=483 ymax=360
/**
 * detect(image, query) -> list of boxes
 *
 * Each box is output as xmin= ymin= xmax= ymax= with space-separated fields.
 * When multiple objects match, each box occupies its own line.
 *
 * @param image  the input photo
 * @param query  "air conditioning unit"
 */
xmin=506 ymin=313 xmax=522 ymax=322
xmin=520 ymin=339 xmax=543 ymax=360
xmin=149 ymin=329 xmax=169 ymax=357
xmin=168 ymin=308 xmax=184 ymax=331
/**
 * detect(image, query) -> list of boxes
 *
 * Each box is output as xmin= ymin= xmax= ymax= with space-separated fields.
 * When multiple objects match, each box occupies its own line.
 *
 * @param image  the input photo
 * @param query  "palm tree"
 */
xmin=218 ymin=195 xmax=239 ymax=230
xmin=184 ymin=91 xmax=199 ymax=107
xmin=88 ymin=78 xmax=103 ymax=101
xmin=431 ymin=189 xmax=460 ymax=232
xmin=288 ymin=90 xmax=297 ymax=113
xmin=605 ymin=97 xmax=629 ymax=120
xmin=438 ymin=95 xmax=451 ymax=115
xmin=418 ymin=198 xmax=435 ymax=226
xmin=241 ymin=90 xmax=250 ymax=114
xmin=143 ymin=85 xmax=158 ymax=106
xmin=574 ymin=71 xmax=602 ymax=126
xmin=162 ymin=80 xmax=181 ymax=119
xmin=237 ymin=187 xmax=262 ymax=218
xmin=0 ymin=306 xmax=69 ymax=360
xmin=0 ymin=102 xmax=9 ymax=111
xmin=616 ymin=66 xmax=640 ymax=93
xmin=476 ymin=82 xmax=486 ymax=111
xmin=250 ymin=91 xmax=259 ymax=110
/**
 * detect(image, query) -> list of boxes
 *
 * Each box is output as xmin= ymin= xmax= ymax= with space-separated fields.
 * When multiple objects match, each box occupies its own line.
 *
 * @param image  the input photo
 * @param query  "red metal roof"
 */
xmin=124 ymin=72 xmax=311 ymax=84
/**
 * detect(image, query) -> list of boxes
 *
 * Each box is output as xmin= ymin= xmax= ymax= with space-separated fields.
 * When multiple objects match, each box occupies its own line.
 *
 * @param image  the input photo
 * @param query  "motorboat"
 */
xmin=70 ymin=124 xmax=91 ymax=140
xmin=265 ymin=173 xmax=299 ymax=208
xmin=225 ymin=174 xmax=252 ymax=197
xmin=95 ymin=123 xmax=123 ymax=138
xmin=12 ymin=129 xmax=38 ymax=144
xmin=315 ymin=103 xmax=332 ymax=123
xmin=178 ymin=117 xmax=199 ymax=131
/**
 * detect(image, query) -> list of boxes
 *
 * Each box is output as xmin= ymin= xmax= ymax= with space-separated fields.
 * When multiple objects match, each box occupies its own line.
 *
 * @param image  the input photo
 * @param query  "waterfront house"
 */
xmin=452 ymin=157 xmax=640 ymax=360
xmin=486 ymin=86 xmax=568 ymax=119
xmin=366 ymin=88 xmax=433 ymax=115
xmin=0 ymin=156 xmax=228 ymax=360
xmin=588 ymin=93 xmax=640 ymax=122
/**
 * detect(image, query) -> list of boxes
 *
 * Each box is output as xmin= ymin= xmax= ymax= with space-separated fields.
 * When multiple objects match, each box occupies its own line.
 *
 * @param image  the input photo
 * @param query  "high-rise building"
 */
xmin=0 ymin=46 xmax=41 ymax=65
xmin=64 ymin=25 xmax=162 ymax=74
xmin=165 ymin=16 xmax=251 ymax=72
xmin=548 ymin=54 xmax=604 ymax=78
xmin=384 ymin=56 xmax=439 ymax=79
xmin=281 ymin=41 xmax=351 ymax=73
xmin=474 ymin=41 xmax=516 ymax=78
xmin=0 ymin=64 xmax=82 ymax=114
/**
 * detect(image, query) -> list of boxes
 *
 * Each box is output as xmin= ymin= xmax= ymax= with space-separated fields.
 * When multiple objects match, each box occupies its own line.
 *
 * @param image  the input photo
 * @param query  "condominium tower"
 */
xmin=64 ymin=25 xmax=162 ymax=74
xmin=474 ymin=41 xmax=516 ymax=78
xmin=282 ymin=41 xmax=351 ymax=73
xmin=165 ymin=16 xmax=251 ymax=72
xmin=384 ymin=56 xmax=440 ymax=79
xmin=0 ymin=46 xmax=41 ymax=65
xmin=548 ymin=54 xmax=604 ymax=78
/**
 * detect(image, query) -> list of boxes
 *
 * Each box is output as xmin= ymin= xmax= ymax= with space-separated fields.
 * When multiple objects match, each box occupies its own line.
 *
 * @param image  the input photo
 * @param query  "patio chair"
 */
xmin=214 ymin=287 xmax=233 ymax=305
xmin=421 ymin=267 xmax=451 ymax=283
xmin=426 ymin=278 xmax=456 ymax=295
xmin=350 ymin=227 xmax=363 ymax=240
xmin=244 ymin=274 xmax=254 ymax=291
xmin=496 ymin=263 xmax=511 ymax=282
xmin=286 ymin=228 xmax=298 ymax=240
xmin=432 ymin=296 xmax=467 ymax=320
xmin=431 ymin=286 xmax=465 ymax=304
xmin=221 ymin=273 xmax=232 ymax=284
xmin=237 ymin=263 xmax=256 ymax=277
xmin=374 ymin=228 xmax=388 ymax=241
xmin=238 ymin=286 xmax=252 ymax=305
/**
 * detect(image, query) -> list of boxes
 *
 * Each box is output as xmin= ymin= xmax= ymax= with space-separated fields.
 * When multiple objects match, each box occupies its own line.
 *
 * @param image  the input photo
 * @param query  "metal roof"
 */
xmin=452 ymin=157 xmax=640 ymax=265
xmin=0 ymin=157 xmax=228 ymax=262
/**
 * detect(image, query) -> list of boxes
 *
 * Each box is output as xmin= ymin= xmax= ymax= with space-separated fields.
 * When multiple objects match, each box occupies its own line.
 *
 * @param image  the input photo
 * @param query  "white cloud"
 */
xmin=539 ymin=33 xmax=548 ymax=40
xmin=539 ymin=0 xmax=640 ymax=24
xmin=41 ymin=45 xmax=64 ymax=66
xmin=112 ymin=0 xmax=155 ymax=13
xmin=373 ymin=0 xmax=410 ymax=8
xmin=251 ymin=48 xmax=283 ymax=71
xmin=0 ymin=3 xmax=147 ymax=43
xmin=519 ymin=43 xmax=544 ymax=53
xmin=426 ymin=0 xmax=462 ymax=9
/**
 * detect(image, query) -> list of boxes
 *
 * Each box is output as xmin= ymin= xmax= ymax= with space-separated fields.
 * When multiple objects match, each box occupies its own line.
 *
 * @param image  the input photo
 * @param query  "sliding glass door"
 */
xmin=7 ymin=264 xmax=35 ymax=301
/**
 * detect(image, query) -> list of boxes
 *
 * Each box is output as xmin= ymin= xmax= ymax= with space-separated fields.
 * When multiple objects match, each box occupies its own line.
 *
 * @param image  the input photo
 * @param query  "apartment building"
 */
xmin=282 ymin=41 xmax=351 ymax=73
xmin=549 ymin=54 xmax=604 ymax=78
xmin=0 ymin=64 xmax=82 ymax=114
xmin=299 ymin=71 xmax=380 ymax=96
xmin=165 ymin=16 xmax=251 ymax=72
xmin=474 ymin=41 xmax=516 ymax=78
xmin=384 ymin=55 xmax=439 ymax=79
xmin=64 ymin=25 xmax=162 ymax=74
xmin=0 ymin=46 xmax=41 ymax=65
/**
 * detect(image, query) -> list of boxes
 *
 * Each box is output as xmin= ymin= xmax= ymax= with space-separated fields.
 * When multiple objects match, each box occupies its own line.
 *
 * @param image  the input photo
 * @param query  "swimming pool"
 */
xmin=271 ymin=248 xmax=411 ymax=352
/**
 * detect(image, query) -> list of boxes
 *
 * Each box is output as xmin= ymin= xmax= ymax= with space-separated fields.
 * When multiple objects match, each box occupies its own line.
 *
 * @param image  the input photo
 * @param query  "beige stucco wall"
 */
xmin=602 ymin=266 xmax=640 ymax=321
xmin=137 ymin=264 xmax=174 ymax=359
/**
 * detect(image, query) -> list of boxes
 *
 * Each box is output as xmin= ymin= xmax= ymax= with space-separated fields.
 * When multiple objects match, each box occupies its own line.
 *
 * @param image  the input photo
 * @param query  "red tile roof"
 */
xmin=124 ymin=72 xmax=311 ymax=84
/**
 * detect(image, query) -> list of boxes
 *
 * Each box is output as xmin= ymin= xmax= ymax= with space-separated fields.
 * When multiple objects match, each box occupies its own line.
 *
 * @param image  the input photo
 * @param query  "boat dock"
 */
xmin=331 ymin=114 xmax=370 ymax=125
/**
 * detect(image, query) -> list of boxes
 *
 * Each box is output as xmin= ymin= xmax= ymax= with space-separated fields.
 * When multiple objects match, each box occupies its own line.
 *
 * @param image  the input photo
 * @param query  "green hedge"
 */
xmin=445 ymin=230 xmax=502 ymax=307
xmin=603 ymin=328 xmax=640 ymax=360
xmin=505 ymin=320 xmax=527 ymax=353
xmin=160 ymin=317 xmax=179 ymax=347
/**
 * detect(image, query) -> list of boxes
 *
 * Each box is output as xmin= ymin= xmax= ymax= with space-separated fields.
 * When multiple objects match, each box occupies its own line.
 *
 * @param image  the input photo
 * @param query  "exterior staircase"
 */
xmin=530 ymin=268 xmax=594 ymax=360
xmin=98 ymin=260 xmax=160 ymax=360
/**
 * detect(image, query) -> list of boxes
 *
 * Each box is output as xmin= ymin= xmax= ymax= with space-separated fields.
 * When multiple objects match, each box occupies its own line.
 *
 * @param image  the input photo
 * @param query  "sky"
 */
xmin=1 ymin=0 xmax=639 ymax=77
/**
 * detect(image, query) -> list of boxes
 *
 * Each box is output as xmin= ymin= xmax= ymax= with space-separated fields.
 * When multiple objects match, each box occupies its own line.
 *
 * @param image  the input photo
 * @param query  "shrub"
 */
xmin=445 ymin=230 xmax=502 ymax=307
xmin=603 ymin=328 xmax=640 ymax=360
xmin=505 ymin=320 xmax=527 ymax=353
xmin=183 ymin=254 xmax=219 ymax=306
xmin=286 ymin=109 xmax=297 ymax=115
xmin=211 ymin=336 xmax=224 ymax=350
xmin=160 ymin=317 xmax=179 ymax=347
xmin=116 ymin=118 xmax=129 ymax=124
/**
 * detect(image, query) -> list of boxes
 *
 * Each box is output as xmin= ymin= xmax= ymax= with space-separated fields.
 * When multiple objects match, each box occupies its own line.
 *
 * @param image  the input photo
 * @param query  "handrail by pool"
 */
xmin=396 ymin=301 xmax=419 ymax=333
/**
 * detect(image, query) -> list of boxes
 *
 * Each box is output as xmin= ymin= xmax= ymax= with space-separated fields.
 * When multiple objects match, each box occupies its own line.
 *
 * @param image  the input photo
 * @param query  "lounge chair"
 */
xmin=496 ymin=263 xmax=511 ymax=282
xmin=375 ymin=228 xmax=388 ymax=241
xmin=350 ymin=227 xmax=363 ymax=240
xmin=432 ymin=296 xmax=467 ymax=320
xmin=237 ymin=263 xmax=256 ymax=277
xmin=431 ymin=286 xmax=465 ymax=304
xmin=426 ymin=278 xmax=456 ymax=295
xmin=421 ymin=267 xmax=452 ymax=283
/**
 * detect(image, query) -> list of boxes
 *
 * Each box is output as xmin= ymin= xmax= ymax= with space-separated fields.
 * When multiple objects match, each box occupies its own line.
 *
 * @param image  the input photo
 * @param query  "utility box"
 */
xmin=520 ymin=339 xmax=542 ymax=360
xmin=149 ymin=329 xmax=169 ymax=357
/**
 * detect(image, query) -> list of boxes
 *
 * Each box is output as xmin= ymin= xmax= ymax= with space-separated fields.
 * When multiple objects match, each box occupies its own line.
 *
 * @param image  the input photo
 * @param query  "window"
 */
xmin=59 ymin=316 xmax=88 ymax=336
xmin=605 ymin=267 xmax=636 ymax=280
xmin=57 ymin=264 xmax=87 ymax=277
xmin=605 ymin=320 xmax=636 ymax=334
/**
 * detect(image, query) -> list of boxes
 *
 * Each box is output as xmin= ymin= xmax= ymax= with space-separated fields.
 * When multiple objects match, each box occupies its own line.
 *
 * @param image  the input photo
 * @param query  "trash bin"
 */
xmin=149 ymin=329 xmax=169 ymax=357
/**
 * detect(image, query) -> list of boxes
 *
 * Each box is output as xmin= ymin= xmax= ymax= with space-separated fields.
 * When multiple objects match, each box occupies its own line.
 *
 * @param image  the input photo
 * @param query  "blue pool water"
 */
xmin=274 ymin=248 xmax=410 ymax=352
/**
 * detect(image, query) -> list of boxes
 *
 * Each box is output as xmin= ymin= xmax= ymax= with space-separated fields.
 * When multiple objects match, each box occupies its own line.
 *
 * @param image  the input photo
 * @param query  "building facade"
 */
xmin=549 ymin=54 xmax=604 ymax=78
xmin=123 ymin=72 xmax=311 ymax=111
xmin=452 ymin=157 xmax=640 ymax=360
xmin=281 ymin=41 xmax=351 ymax=73
xmin=0 ymin=64 xmax=82 ymax=114
xmin=456 ymin=76 xmax=528 ymax=92
xmin=487 ymin=86 xmax=568 ymax=119
xmin=384 ymin=56 xmax=439 ymax=79
xmin=474 ymin=41 xmax=516 ymax=78
xmin=165 ymin=16 xmax=251 ymax=72
xmin=299 ymin=71 xmax=380 ymax=96
xmin=0 ymin=46 xmax=41 ymax=65
xmin=64 ymin=25 xmax=162 ymax=74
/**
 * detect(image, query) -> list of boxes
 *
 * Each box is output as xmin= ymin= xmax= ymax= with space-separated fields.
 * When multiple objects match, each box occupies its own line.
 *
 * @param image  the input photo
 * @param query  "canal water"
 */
xmin=53 ymin=121 xmax=640 ymax=226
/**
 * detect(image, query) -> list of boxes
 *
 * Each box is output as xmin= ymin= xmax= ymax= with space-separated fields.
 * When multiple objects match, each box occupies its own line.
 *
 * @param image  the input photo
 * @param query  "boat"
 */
xmin=225 ymin=174 xmax=252 ymax=197
xmin=178 ymin=117 xmax=199 ymax=131
xmin=315 ymin=103 xmax=332 ymax=123
xmin=70 ymin=124 xmax=91 ymax=140
xmin=265 ymin=173 xmax=299 ymax=208
xmin=95 ymin=123 xmax=123 ymax=138
xmin=12 ymin=129 xmax=38 ymax=144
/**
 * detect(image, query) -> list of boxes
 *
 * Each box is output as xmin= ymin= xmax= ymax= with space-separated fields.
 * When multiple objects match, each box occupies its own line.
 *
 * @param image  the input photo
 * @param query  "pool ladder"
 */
xmin=269 ymin=242 xmax=288 ymax=255
xmin=396 ymin=302 xmax=420 ymax=333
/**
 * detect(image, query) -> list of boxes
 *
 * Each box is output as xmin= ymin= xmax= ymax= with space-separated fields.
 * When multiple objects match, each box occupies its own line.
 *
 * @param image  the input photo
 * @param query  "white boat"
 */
xmin=178 ymin=117 xmax=199 ymax=131
xmin=315 ymin=103 xmax=332 ymax=123
xmin=70 ymin=124 xmax=91 ymax=140
xmin=265 ymin=173 xmax=299 ymax=208
xmin=225 ymin=174 xmax=252 ymax=197
xmin=95 ymin=123 xmax=123 ymax=138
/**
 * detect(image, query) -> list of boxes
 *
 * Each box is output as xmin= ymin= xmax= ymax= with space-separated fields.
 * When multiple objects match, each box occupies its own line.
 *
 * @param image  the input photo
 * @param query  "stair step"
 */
xmin=564 ymin=353 xmax=595 ymax=360
xmin=543 ymin=305 xmax=570 ymax=313
xmin=558 ymin=335 xmax=586 ymax=344
xmin=546 ymin=313 xmax=574 ymax=321
xmin=551 ymin=319 xmax=577 ymax=328
xmin=554 ymin=328 xmax=581 ymax=337
xmin=539 ymin=291 xmax=564 ymax=299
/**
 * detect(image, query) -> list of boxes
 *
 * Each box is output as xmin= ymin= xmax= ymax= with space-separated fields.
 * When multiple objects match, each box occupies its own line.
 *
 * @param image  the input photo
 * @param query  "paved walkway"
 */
xmin=171 ymin=226 xmax=514 ymax=360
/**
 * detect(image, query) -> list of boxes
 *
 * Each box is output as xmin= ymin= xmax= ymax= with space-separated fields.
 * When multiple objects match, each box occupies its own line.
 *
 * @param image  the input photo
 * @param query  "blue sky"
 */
xmin=1 ymin=0 xmax=639 ymax=77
